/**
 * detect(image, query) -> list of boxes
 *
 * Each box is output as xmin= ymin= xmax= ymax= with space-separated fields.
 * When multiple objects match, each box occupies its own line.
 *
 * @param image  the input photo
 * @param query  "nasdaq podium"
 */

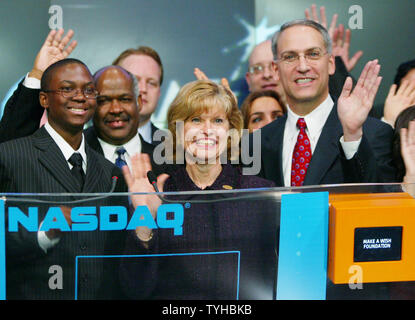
xmin=1 ymin=183 xmax=414 ymax=300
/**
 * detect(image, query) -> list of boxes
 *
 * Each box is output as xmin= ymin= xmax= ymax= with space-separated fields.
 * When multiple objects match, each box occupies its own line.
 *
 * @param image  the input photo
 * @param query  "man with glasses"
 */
xmin=245 ymin=40 xmax=287 ymax=106
xmin=256 ymin=19 xmax=396 ymax=187
xmin=245 ymin=37 xmax=353 ymax=110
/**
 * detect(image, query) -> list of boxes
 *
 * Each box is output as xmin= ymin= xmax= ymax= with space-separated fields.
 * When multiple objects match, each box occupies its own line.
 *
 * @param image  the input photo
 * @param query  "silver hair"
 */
xmin=271 ymin=19 xmax=332 ymax=61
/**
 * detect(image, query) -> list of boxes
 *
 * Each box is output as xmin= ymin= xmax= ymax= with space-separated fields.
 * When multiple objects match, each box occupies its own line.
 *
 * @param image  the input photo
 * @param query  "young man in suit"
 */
xmin=1 ymin=58 xmax=129 ymax=299
xmin=0 ymin=29 xmax=167 ymax=176
xmin=256 ymin=19 xmax=396 ymax=187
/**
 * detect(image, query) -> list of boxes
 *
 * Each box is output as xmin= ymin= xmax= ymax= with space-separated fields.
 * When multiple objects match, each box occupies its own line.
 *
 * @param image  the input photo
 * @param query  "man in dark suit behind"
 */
xmin=255 ymin=19 xmax=396 ymax=187
xmin=1 ymin=58 xmax=129 ymax=299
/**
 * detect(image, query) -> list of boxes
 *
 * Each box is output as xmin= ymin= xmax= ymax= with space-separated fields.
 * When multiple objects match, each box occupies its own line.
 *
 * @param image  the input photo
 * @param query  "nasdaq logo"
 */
xmin=7 ymin=204 xmax=184 ymax=235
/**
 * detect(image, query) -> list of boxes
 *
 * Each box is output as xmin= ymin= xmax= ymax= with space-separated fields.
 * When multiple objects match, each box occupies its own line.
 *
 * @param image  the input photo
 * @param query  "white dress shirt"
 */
xmin=97 ymin=133 xmax=142 ymax=169
xmin=38 ymin=122 xmax=87 ymax=252
xmin=23 ymin=73 xmax=41 ymax=89
xmin=282 ymin=95 xmax=361 ymax=187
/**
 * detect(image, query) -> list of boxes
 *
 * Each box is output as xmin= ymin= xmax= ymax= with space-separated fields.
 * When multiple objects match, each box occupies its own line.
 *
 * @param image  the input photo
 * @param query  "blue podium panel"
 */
xmin=277 ymin=192 xmax=329 ymax=300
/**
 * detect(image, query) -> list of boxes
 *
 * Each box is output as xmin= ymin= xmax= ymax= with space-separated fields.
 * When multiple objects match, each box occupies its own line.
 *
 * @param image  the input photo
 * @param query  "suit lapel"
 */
xmin=83 ymin=145 xmax=105 ymax=193
xmin=33 ymin=127 xmax=81 ymax=193
xmin=303 ymin=104 xmax=343 ymax=185
xmin=84 ymin=126 xmax=104 ymax=155
xmin=262 ymin=116 xmax=286 ymax=186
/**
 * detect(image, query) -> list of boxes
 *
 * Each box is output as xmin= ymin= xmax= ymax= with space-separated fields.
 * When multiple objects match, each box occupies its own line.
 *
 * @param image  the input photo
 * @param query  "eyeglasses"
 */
xmin=248 ymin=63 xmax=274 ymax=75
xmin=43 ymin=87 xmax=98 ymax=99
xmin=278 ymin=49 xmax=328 ymax=64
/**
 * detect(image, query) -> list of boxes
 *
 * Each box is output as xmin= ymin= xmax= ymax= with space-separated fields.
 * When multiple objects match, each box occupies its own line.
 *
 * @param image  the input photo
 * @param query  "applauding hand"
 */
xmin=122 ymin=153 xmax=169 ymax=241
xmin=384 ymin=80 xmax=415 ymax=127
xmin=337 ymin=60 xmax=382 ymax=141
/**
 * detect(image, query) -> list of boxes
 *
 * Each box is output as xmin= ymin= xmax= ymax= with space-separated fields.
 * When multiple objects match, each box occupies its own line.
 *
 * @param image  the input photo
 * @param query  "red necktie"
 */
xmin=291 ymin=118 xmax=312 ymax=186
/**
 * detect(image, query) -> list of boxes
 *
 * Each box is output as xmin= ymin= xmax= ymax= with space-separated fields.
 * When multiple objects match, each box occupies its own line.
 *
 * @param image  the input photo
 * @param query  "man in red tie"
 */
xmin=256 ymin=19 xmax=396 ymax=186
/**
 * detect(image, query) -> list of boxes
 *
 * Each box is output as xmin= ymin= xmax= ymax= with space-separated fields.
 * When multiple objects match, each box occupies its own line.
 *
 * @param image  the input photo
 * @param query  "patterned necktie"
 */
xmin=68 ymin=152 xmax=85 ymax=190
xmin=291 ymin=118 xmax=312 ymax=186
xmin=115 ymin=147 xmax=127 ymax=169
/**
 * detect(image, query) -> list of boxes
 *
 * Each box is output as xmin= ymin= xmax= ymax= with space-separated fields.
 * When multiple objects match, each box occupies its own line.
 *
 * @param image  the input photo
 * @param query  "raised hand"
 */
xmin=332 ymin=24 xmax=364 ymax=72
xmin=384 ymin=80 xmax=415 ymax=127
xmin=193 ymin=67 xmax=236 ymax=104
xmin=29 ymin=29 xmax=77 ymax=79
xmin=337 ymin=60 xmax=382 ymax=141
xmin=194 ymin=67 xmax=209 ymax=81
xmin=305 ymin=4 xmax=338 ymax=39
xmin=122 ymin=153 xmax=168 ymax=210
xmin=194 ymin=67 xmax=232 ymax=91
xmin=122 ymin=153 xmax=169 ymax=241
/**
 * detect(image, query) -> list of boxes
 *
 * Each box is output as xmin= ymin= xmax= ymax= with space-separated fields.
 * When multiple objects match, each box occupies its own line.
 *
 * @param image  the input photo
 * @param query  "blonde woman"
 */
xmin=121 ymin=80 xmax=276 ymax=300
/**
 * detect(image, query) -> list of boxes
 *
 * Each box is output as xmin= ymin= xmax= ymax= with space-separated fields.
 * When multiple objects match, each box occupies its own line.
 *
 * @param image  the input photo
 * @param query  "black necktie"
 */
xmin=68 ymin=152 xmax=85 ymax=190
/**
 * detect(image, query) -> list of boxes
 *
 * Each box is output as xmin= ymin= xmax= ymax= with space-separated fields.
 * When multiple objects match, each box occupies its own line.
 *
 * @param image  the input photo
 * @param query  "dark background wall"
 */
xmin=1 ymin=0 xmax=414 ymax=126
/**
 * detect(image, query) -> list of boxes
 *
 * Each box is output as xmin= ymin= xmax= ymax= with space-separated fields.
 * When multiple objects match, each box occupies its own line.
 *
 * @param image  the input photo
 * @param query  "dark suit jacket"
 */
xmin=1 ymin=127 xmax=129 ymax=299
xmin=257 ymin=104 xmax=397 ymax=187
xmin=150 ymin=121 xmax=164 ymax=147
xmin=0 ymin=80 xmax=44 ymax=143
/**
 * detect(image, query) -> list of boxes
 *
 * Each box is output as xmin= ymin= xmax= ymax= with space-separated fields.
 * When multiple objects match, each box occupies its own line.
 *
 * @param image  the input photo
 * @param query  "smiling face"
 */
xmin=183 ymin=107 xmax=230 ymax=164
xmin=93 ymin=67 xmax=140 ymax=145
xmin=40 ymin=62 xmax=96 ymax=137
xmin=274 ymin=25 xmax=335 ymax=114
xmin=117 ymin=54 xmax=161 ymax=124
xmin=248 ymin=96 xmax=284 ymax=132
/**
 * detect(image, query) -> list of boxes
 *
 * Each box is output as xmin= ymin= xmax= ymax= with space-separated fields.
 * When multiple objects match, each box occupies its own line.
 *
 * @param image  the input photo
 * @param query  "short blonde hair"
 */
xmin=167 ymin=80 xmax=243 ymax=162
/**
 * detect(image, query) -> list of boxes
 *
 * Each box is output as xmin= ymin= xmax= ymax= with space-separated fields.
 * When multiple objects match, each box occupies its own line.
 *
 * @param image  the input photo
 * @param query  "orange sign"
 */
xmin=328 ymin=192 xmax=415 ymax=284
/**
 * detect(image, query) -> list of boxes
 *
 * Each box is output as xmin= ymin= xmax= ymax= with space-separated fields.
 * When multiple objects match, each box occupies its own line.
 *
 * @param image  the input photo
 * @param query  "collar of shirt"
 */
xmin=97 ymin=133 xmax=142 ymax=168
xmin=285 ymin=95 xmax=334 ymax=148
xmin=44 ymin=122 xmax=87 ymax=172
xmin=282 ymin=95 xmax=334 ymax=187
xmin=138 ymin=120 xmax=152 ymax=144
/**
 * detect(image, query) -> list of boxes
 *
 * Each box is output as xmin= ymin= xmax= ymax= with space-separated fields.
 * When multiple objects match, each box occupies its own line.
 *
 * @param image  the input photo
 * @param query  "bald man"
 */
xmin=245 ymin=40 xmax=286 ymax=104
